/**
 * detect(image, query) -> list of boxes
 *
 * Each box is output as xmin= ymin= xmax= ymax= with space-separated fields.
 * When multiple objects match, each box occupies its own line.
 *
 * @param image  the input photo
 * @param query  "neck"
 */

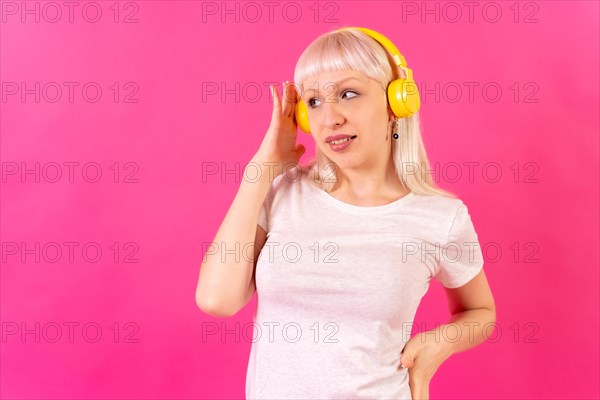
xmin=331 ymin=156 xmax=406 ymax=199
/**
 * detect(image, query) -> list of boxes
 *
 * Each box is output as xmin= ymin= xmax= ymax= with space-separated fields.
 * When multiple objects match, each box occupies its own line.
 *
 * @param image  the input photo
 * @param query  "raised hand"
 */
xmin=253 ymin=81 xmax=306 ymax=180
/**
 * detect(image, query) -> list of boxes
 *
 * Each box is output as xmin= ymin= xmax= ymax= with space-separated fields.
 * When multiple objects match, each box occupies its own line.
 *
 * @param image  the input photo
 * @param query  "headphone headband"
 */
xmin=337 ymin=27 xmax=414 ymax=82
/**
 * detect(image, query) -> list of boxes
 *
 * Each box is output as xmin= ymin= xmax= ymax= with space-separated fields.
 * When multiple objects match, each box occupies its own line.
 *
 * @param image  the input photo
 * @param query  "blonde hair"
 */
xmin=292 ymin=27 xmax=456 ymax=198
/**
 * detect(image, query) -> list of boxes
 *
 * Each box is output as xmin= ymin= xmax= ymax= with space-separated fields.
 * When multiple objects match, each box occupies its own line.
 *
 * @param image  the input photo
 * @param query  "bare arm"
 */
xmin=401 ymin=269 xmax=496 ymax=400
xmin=195 ymin=161 xmax=271 ymax=317
xmin=195 ymin=82 xmax=304 ymax=317
xmin=440 ymin=269 xmax=496 ymax=354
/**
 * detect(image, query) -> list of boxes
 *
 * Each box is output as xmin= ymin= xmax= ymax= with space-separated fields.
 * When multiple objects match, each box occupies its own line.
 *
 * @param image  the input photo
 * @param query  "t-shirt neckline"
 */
xmin=301 ymin=178 xmax=416 ymax=213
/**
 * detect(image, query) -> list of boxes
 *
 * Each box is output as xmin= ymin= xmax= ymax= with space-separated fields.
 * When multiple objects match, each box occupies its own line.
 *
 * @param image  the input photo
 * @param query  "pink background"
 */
xmin=1 ymin=1 xmax=598 ymax=399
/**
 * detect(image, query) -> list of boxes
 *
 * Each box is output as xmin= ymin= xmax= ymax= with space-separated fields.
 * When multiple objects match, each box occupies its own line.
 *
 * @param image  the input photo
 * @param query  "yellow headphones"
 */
xmin=294 ymin=26 xmax=421 ymax=134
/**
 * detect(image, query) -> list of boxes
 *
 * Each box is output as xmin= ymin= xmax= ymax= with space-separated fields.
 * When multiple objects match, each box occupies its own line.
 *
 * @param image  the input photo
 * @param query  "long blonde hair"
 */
xmin=292 ymin=27 xmax=456 ymax=198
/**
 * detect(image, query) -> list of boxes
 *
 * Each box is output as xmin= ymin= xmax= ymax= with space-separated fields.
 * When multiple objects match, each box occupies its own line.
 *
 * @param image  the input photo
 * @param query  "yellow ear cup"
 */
xmin=295 ymin=98 xmax=311 ymax=134
xmin=387 ymin=78 xmax=421 ymax=118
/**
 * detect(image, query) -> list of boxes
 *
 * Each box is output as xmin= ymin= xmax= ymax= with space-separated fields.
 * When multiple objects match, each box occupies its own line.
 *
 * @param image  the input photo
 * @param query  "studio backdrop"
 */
xmin=2 ymin=1 xmax=599 ymax=399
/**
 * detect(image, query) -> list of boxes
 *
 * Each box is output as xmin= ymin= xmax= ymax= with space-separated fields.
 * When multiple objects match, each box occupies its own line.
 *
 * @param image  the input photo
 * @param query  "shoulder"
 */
xmin=409 ymin=192 xmax=474 ymax=236
xmin=264 ymin=165 xmax=308 ymax=202
xmin=411 ymin=192 xmax=466 ymax=216
xmin=267 ymin=165 xmax=305 ymax=191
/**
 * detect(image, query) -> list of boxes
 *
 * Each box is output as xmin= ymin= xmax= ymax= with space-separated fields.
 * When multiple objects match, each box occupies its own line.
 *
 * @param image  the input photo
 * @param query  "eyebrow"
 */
xmin=303 ymin=77 xmax=363 ymax=95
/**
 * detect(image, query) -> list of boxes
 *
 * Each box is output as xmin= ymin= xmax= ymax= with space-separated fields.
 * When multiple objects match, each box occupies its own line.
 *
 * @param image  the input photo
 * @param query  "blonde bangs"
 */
xmin=293 ymin=28 xmax=394 ymax=94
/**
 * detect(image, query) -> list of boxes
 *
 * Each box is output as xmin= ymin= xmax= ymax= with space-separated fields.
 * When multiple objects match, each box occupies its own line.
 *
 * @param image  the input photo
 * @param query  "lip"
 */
xmin=328 ymin=135 xmax=356 ymax=152
xmin=325 ymin=134 xmax=357 ymax=143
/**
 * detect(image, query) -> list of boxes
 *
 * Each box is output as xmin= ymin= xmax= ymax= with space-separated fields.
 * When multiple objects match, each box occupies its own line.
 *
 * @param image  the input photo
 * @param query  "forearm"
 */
xmin=436 ymin=308 xmax=496 ymax=356
xmin=195 ymin=157 xmax=275 ymax=315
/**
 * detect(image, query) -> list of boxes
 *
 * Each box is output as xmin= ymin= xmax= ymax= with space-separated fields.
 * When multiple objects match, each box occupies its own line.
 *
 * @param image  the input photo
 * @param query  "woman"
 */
xmin=196 ymin=27 xmax=496 ymax=400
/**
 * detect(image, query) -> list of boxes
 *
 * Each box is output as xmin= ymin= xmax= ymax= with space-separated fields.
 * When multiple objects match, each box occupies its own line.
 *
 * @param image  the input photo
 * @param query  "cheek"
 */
xmin=357 ymin=95 xmax=389 ymax=119
xmin=362 ymin=108 xmax=390 ymax=133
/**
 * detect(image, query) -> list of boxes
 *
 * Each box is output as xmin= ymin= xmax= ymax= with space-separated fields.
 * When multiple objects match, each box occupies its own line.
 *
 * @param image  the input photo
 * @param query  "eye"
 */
xmin=342 ymin=90 xmax=358 ymax=99
xmin=307 ymin=89 xmax=359 ymax=109
xmin=307 ymin=97 xmax=320 ymax=108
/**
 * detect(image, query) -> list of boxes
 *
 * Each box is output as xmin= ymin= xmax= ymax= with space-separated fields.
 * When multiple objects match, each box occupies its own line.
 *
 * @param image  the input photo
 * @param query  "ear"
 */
xmin=388 ymin=108 xmax=396 ymax=124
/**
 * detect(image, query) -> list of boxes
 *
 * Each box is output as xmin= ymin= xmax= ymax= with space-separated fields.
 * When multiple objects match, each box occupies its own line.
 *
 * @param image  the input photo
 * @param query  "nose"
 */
xmin=321 ymin=99 xmax=346 ymax=129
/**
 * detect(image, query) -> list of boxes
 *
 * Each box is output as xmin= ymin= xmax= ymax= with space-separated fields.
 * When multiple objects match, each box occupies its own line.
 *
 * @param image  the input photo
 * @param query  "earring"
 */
xmin=392 ymin=119 xmax=399 ymax=140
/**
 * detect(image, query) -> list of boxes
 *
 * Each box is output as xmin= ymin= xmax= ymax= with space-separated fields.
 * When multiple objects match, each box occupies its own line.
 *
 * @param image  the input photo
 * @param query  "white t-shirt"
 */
xmin=245 ymin=166 xmax=484 ymax=400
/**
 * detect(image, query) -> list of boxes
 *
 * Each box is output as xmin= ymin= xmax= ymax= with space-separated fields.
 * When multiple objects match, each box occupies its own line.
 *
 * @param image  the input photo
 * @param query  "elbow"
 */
xmin=479 ymin=305 xmax=497 ymax=327
xmin=195 ymin=293 xmax=238 ymax=318
xmin=489 ymin=306 xmax=497 ymax=324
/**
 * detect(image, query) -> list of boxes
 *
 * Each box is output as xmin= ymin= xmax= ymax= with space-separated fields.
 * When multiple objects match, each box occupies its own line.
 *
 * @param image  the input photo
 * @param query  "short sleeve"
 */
xmin=434 ymin=203 xmax=484 ymax=288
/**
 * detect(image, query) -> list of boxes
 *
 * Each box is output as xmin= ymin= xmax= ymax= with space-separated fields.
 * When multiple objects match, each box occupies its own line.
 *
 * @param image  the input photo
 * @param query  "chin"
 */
xmin=327 ymin=155 xmax=359 ymax=170
xmin=317 ymin=146 xmax=358 ymax=168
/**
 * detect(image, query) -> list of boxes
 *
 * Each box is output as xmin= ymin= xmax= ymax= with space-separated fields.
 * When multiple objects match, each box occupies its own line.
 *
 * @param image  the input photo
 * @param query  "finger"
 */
xmin=289 ymin=82 xmax=300 ymax=116
xmin=280 ymin=81 xmax=289 ymax=117
xmin=271 ymin=84 xmax=282 ymax=120
xmin=292 ymin=80 xmax=303 ymax=101
xmin=295 ymin=143 xmax=306 ymax=157
xmin=282 ymin=81 xmax=296 ymax=118
xmin=400 ymin=355 xmax=415 ymax=369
